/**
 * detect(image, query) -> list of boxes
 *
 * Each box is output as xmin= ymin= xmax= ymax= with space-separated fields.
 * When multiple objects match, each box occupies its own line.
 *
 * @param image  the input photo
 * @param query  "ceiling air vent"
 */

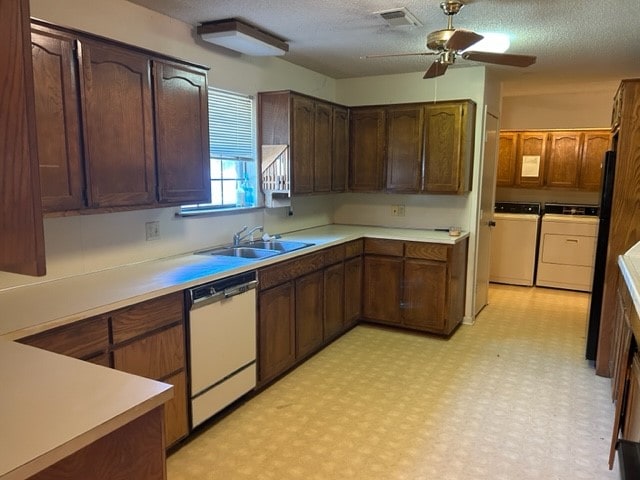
xmin=375 ymin=7 xmax=423 ymax=27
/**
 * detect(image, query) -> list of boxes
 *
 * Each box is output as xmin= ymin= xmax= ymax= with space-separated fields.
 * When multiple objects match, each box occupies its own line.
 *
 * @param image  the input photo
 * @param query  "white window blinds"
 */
xmin=208 ymin=88 xmax=254 ymax=162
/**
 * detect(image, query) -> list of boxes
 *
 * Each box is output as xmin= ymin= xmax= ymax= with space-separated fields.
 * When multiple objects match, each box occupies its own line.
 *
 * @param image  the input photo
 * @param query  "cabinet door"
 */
xmin=79 ymin=41 xmax=156 ymax=207
xmin=386 ymin=105 xmax=424 ymax=192
xmin=424 ymin=101 xmax=474 ymax=193
xmin=154 ymin=61 xmax=210 ymax=204
xmin=0 ymin=0 xmax=46 ymax=276
xmin=546 ymin=131 xmax=581 ymax=188
xmin=402 ymin=259 xmax=447 ymax=332
xmin=295 ymin=271 xmax=324 ymax=359
xmin=313 ymin=102 xmax=332 ymax=192
xmin=324 ymin=262 xmax=345 ymax=340
xmin=31 ymin=28 xmax=85 ymax=211
xmin=349 ymin=108 xmax=385 ymax=191
xmin=331 ymin=106 xmax=349 ymax=192
xmin=515 ymin=132 xmax=547 ymax=188
xmin=579 ymin=131 xmax=609 ymax=190
xmin=497 ymin=132 xmax=517 ymax=187
xmin=258 ymin=282 xmax=295 ymax=384
xmin=291 ymin=95 xmax=314 ymax=194
xmin=344 ymin=256 xmax=362 ymax=327
xmin=163 ymin=370 xmax=189 ymax=447
xmin=362 ymin=255 xmax=402 ymax=324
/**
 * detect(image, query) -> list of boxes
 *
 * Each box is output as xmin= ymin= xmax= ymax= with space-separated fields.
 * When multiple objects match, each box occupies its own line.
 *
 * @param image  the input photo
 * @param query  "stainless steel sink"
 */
xmin=198 ymin=247 xmax=279 ymax=259
xmin=196 ymin=239 xmax=313 ymax=260
xmin=240 ymin=240 xmax=314 ymax=253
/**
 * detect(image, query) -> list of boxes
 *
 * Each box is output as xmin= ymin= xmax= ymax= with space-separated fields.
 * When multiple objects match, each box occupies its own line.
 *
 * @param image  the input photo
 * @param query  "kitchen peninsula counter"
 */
xmin=0 ymin=340 xmax=172 ymax=480
xmin=0 ymin=225 xmax=468 ymax=340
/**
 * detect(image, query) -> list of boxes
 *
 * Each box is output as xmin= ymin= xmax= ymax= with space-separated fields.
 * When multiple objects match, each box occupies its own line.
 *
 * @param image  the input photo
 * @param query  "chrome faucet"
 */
xmin=233 ymin=225 xmax=263 ymax=246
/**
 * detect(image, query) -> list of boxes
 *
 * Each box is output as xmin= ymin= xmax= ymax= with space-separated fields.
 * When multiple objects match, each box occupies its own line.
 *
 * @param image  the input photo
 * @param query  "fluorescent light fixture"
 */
xmin=464 ymin=32 xmax=510 ymax=53
xmin=197 ymin=19 xmax=288 ymax=56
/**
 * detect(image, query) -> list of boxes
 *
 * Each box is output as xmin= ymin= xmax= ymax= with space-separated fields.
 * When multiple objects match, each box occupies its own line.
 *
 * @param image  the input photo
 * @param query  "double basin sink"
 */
xmin=196 ymin=240 xmax=314 ymax=260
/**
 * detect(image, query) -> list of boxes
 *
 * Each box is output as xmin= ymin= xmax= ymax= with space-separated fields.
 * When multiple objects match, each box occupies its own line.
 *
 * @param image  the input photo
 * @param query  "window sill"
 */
xmin=177 ymin=205 xmax=263 ymax=218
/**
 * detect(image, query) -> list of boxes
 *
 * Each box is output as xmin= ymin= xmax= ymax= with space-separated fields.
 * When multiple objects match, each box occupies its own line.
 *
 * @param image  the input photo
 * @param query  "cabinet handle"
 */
xmin=565 ymin=239 xmax=579 ymax=243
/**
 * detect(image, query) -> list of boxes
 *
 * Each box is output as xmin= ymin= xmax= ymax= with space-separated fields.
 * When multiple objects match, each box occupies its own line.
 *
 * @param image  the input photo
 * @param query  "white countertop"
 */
xmin=0 ymin=340 xmax=172 ymax=480
xmin=619 ymin=240 xmax=640 ymax=316
xmin=0 ymin=224 xmax=467 ymax=339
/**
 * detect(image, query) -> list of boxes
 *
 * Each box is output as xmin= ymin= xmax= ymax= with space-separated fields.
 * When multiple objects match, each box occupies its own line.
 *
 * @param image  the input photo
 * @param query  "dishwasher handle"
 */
xmin=224 ymin=280 xmax=258 ymax=299
xmin=191 ymin=280 xmax=257 ymax=309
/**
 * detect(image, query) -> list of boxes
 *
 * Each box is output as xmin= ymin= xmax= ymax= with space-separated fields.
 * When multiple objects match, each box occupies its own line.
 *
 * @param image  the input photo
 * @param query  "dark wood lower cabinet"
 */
xmin=16 ymin=293 xmax=189 ymax=450
xmin=361 ymin=238 xmax=468 ymax=335
xmin=344 ymin=256 xmax=363 ymax=327
xmin=402 ymin=259 xmax=447 ymax=331
xmin=362 ymin=255 xmax=403 ymax=325
xmin=295 ymin=271 xmax=324 ymax=358
xmin=324 ymin=262 xmax=345 ymax=340
xmin=29 ymin=406 xmax=166 ymax=480
xmin=258 ymin=281 xmax=296 ymax=384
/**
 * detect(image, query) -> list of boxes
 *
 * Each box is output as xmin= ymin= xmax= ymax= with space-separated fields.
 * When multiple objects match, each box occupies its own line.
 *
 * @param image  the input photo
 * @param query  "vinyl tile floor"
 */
xmin=168 ymin=284 xmax=620 ymax=479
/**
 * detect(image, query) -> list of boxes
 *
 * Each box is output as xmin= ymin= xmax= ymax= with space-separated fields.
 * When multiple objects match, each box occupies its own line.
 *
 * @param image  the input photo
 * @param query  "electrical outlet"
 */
xmin=391 ymin=205 xmax=406 ymax=217
xmin=145 ymin=221 xmax=160 ymax=241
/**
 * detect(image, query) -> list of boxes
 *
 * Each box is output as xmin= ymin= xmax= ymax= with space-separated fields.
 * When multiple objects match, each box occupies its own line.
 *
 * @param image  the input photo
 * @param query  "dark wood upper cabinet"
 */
xmin=79 ymin=41 xmax=156 ymax=208
xmin=313 ymin=102 xmax=333 ymax=192
xmin=497 ymin=132 xmax=517 ymax=187
xmin=258 ymin=91 xmax=346 ymax=196
xmin=349 ymin=107 xmax=386 ymax=192
xmin=514 ymin=132 xmax=547 ymax=188
xmin=0 ymin=0 xmax=46 ymax=276
xmin=579 ymin=130 xmax=610 ymax=190
xmin=291 ymin=95 xmax=314 ymax=194
xmin=153 ymin=61 xmax=210 ymax=204
xmin=386 ymin=105 xmax=424 ymax=193
xmin=331 ymin=106 xmax=349 ymax=192
xmin=28 ymin=20 xmax=210 ymax=214
xmin=423 ymin=100 xmax=475 ymax=193
xmin=545 ymin=131 xmax=582 ymax=188
xmin=31 ymin=27 xmax=85 ymax=211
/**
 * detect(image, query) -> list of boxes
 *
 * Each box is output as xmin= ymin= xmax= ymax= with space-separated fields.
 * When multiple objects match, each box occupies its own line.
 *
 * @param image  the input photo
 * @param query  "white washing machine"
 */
xmin=490 ymin=202 xmax=541 ymax=286
xmin=536 ymin=204 xmax=599 ymax=292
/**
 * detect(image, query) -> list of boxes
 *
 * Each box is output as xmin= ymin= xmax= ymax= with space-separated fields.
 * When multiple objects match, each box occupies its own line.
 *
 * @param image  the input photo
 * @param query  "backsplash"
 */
xmin=0 ymin=195 xmax=335 ymax=291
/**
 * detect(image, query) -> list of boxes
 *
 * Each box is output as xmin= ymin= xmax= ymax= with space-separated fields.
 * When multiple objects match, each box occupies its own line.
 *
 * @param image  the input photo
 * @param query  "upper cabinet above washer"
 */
xmin=498 ymin=129 xmax=610 ymax=191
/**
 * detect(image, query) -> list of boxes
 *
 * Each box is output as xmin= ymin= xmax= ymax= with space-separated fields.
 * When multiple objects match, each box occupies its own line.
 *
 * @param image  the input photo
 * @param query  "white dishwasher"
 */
xmin=187 ymin=271 xmax=257 ymax=428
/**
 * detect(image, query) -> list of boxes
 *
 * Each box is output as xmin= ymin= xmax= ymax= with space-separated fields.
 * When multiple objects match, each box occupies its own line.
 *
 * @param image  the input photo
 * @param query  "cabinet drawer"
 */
xmin=111 ymin=292 xmax=184 ymax=344
xmin=324 ymin=244 xmax=345 ymax=265
xmin=344 ymin=240 xmax=363 ymax=258
xmin=259 ymin=251 xmax=325 ymax=290
xmin=113 ymin=324 xmax=185 ymax=379
xmin=405 ymin=242 xmax=449 ymax=261
xmin=364 ymin=238 xmax=403 ymax=256
xmin=18 ymin=316 xmax=109 ymax=360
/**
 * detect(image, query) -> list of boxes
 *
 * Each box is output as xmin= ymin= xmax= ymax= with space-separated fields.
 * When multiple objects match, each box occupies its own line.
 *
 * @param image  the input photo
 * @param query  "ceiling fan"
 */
xmin=366 ymin=0 xmax=536 ymax=79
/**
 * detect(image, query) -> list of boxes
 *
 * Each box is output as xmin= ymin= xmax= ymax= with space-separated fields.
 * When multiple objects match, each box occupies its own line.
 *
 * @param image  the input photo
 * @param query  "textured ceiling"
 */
xmin=126 ymin=0 xmax=640 ymax=83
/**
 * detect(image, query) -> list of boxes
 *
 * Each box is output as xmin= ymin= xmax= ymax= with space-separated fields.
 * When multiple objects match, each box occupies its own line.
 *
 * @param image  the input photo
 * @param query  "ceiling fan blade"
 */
xmin=445 ymin=29 xmax=483 ymax=51
xmin=462 ymin=51 xmax=537 ymax=67
xmin=363 ymin=52 xmax=437 ymax=59
xmin=423 ymin=61 xmax=448 ymax=79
